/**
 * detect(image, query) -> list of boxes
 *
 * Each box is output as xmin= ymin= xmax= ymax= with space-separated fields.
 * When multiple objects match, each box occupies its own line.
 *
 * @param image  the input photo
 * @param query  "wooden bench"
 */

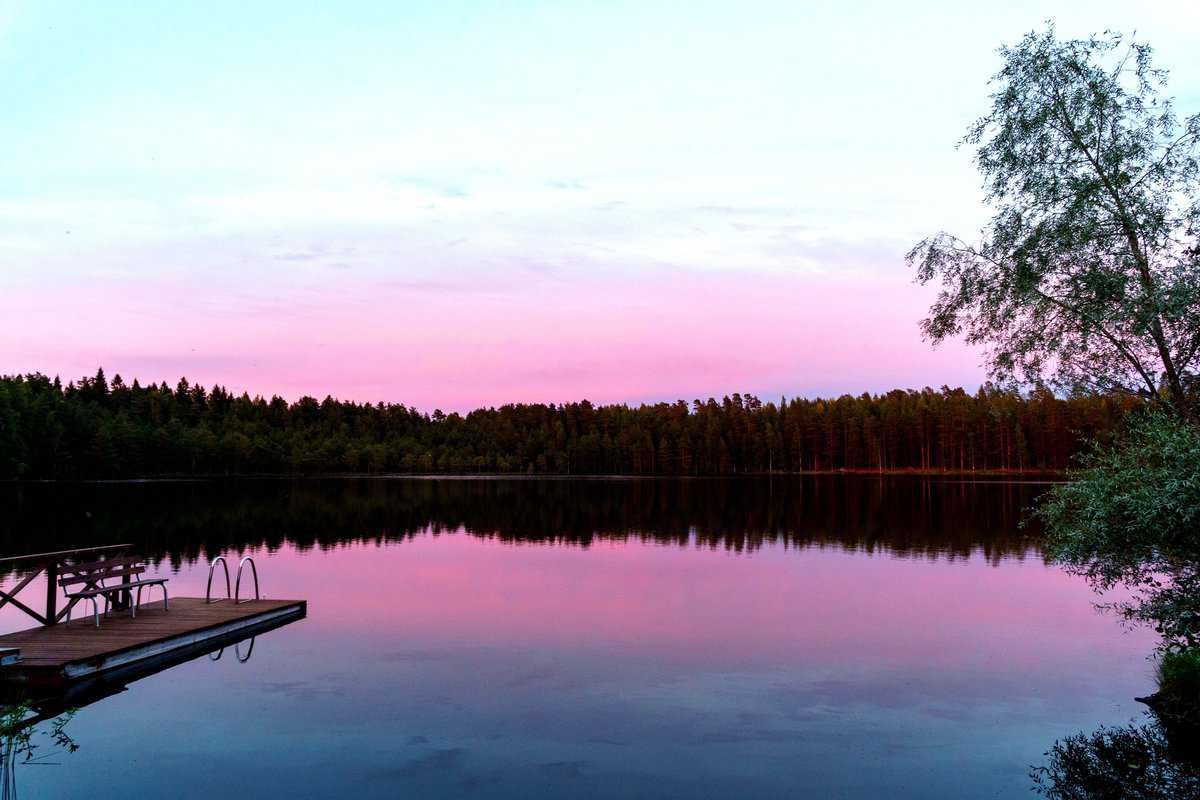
xmin=59 ymin=555 xmax=169 ymax=628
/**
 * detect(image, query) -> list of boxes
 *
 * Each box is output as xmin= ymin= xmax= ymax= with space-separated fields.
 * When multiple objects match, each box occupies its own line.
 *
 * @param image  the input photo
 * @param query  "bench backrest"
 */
xmin=59 ymin=555 xmax=147 ymax=588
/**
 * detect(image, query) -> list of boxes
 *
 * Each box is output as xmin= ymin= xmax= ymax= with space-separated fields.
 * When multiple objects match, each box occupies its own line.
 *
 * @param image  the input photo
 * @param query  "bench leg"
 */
xmin=135 ymin=584 xmax=168 ymax=612
xmin=92 ymin=598 xmax=100 ymax=628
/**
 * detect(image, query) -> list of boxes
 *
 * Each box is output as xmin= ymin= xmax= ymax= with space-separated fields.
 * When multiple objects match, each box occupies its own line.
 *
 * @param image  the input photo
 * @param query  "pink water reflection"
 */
xmin=199 ymin=533 xmax=1155 ymax=683
xmin=0 ymin=501 xmax=1161 ymax=800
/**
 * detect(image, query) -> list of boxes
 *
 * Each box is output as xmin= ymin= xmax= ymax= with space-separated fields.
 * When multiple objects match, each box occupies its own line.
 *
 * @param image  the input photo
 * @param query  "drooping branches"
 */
xmin=909 ymin=26 xmax=1200 ymax=414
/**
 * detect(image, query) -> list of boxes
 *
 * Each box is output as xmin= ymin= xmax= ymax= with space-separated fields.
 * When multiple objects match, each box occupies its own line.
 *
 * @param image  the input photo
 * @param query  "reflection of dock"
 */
xmin=0 ymin=600 xmax=305 ymax=800
xmin=0 ymin=598 xmax=306 ymax=685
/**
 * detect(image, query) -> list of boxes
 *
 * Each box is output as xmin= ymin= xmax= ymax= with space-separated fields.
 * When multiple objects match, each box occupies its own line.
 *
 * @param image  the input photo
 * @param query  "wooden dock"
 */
xmin=0 ymin=597 xmax=306 ymax=685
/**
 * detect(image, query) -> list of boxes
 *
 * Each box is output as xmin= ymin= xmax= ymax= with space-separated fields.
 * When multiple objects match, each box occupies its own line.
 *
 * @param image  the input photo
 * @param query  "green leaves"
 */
xmin=1031 ymin=719 xmax=1200 ymax=799
xmin=1036 ymin=410 xmax=1200 ymax=648
xmin=910 ymin=25 xmax=1200 ymax=412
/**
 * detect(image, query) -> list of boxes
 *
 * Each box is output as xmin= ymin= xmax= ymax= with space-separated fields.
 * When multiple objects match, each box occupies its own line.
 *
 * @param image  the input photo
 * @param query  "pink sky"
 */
xmin=2 ymin=259 xmax=983 ymax=411
xmin=4 ymin=3 xmax=1197 ymax=412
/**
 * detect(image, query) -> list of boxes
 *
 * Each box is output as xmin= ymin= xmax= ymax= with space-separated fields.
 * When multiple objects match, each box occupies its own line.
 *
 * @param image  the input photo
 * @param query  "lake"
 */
xmin=0 ymin=477 xmax=1156 ymax=798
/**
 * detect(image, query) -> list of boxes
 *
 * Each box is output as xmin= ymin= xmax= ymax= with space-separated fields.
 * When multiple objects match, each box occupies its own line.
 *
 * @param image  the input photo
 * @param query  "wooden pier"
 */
xmin=0 ymin=545 xmax=306 ymax=687
xmin=0 ymin=597 xmax=306 ymax=685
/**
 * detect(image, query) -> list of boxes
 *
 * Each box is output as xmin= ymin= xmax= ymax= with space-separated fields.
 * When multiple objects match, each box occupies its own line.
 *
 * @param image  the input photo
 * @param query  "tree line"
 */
xmin=0 ymin=369 xmax=1138 ymax=479
xmin=1 ymin=475 xmax=1043 ymax=569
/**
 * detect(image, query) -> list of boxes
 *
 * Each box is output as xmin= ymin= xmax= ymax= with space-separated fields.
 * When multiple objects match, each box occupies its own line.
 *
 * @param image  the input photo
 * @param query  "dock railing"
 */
xmin=235 ymin=556 xmax=259 ymax=603
xmin=0 ymin=544 xmax=133 ymax=626
xmin=206 ymin=556 xmax=231 ymax=603
xmin=209 ymin=555 xmax=262 ymax=603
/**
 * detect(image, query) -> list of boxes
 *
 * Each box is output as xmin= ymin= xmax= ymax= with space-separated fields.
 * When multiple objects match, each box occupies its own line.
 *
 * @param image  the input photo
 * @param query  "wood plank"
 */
xmin=0 ymin=544 xmax=133 ymax=565
xmin=0 ymin=597 xmax=306 ymax=678
xmin=60 ymin=555 xmax=144 ymax=573
xmin=0 ymin=567 xmax=43 ymax=604
xmin=65 ymin=578 xmax=166 ymax=600
xmin=60 ymin=565 xmax=146 ymax=587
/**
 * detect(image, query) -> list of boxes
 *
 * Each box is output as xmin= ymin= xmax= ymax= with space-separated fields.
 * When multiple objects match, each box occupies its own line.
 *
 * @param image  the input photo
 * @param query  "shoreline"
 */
xmin=0 ymin=468 xmax=1067 ymax=485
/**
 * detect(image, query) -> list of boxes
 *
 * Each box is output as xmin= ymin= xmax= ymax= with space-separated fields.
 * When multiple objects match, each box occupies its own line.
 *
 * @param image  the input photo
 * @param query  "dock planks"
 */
xmin=0 ymin=597 xmax=305 ymax=683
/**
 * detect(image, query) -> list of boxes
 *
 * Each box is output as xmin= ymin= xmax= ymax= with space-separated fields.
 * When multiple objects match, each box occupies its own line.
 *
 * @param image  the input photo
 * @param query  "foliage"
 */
xmin=1149 ymin=648 xmax=1200 ymax=743
xmin=1036 ymin=410 xmax=1200 ymax=648
xmin=0 ymin=701 xmax=77 ymax=798
xmin=909 ymin=25 xmax=1200 ymax=411
xmin=0 ymin=370 xmax=1135 ymax=479
xmin=1158 ymin=649 xmax=1200 ymax=705
xmin=1031 ymin=718 xmax=1200 ymax=799
xmin=0 ymin=701 xmax=77 ymax=765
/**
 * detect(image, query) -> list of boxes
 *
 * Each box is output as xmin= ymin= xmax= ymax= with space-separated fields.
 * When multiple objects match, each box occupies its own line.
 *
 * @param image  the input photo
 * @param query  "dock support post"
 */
xmin=44 ymin=562 xmax=58 ymax=626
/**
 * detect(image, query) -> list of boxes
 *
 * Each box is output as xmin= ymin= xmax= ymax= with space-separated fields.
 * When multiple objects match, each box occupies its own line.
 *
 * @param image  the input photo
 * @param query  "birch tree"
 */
xmin=909 ymin=26 xmax=1200 ymax=414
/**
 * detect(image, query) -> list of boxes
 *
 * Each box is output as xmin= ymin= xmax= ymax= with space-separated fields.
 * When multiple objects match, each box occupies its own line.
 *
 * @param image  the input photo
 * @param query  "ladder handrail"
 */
xmin=208 ymin=635 xmax=256 ymax=663
xmin=235 ymin=556 xmax=259 ymax=604
xmin=206 ymin=557 xmax=231 ymax=603
xmin=235 ymin=637 xmax=256 ymax=662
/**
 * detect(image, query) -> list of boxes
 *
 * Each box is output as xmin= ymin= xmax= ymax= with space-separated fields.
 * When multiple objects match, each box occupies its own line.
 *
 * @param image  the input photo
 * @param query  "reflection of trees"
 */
xmin=0 ymin=619 xmax=278 ymax=796
xmin=0 ymin=702 xmax=77 ymax=800
xmin=0 ymin=477 xmax=1044 ymax=573
xmin=1032 ymin=714 xmax=1200 ymax=799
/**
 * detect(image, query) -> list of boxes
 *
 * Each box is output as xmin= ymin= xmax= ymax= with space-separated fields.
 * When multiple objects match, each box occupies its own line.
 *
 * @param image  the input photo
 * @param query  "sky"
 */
xmin=1 ymin=1 xmax=1198 ymax=411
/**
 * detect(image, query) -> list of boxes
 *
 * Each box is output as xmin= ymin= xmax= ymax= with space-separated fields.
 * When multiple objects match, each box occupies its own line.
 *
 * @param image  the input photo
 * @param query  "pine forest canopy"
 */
xmin=0 ymin=369 xmax=1136 ymax=480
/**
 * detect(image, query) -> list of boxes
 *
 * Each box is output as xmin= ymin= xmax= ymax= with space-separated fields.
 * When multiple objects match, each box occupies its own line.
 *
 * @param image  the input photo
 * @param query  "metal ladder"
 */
xmin=205 ymin=553 xmax=263 ymax=663
xmin=206 ymin=555 xmax=260 ymax=603
xmin=209 ymin=637 xmax=256 ymax=663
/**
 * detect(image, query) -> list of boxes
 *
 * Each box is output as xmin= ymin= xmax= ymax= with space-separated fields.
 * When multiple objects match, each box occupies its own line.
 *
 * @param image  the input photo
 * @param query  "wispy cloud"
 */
xmin=5 ymin=1 xmax=1192 ymax=405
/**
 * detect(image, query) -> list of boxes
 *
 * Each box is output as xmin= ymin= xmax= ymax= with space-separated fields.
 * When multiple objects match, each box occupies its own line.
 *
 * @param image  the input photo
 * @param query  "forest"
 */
xmin=0 ymin=369 xmax=1138 ymax=479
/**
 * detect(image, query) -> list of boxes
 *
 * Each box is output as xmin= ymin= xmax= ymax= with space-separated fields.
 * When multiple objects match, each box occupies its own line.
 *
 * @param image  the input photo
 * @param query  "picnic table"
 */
xmin=0 ymin=544 xmax=134 ymax=626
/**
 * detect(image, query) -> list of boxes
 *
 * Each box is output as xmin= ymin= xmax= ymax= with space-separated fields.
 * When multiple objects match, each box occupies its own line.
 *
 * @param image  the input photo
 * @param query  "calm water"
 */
xmin=0 ymin=477 xmax=1156 ymax=798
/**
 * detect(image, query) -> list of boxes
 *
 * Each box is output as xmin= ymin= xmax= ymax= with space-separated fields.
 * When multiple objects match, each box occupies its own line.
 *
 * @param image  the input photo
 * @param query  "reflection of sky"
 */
xmin=14 ymin=532 xmax=1155 ymax=799
xmin=2 ymin=2 xmax=1197 ymax=407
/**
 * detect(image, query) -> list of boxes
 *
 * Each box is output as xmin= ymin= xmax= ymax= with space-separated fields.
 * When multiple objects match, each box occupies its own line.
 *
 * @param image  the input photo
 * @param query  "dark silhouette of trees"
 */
xmin=0 ymin=369 xmax=1138 ymax=479
xmin=1031 ymin=716 xmax=1200 ymax=799
xmin=0 ymin=475 xmax=1044 ymax=569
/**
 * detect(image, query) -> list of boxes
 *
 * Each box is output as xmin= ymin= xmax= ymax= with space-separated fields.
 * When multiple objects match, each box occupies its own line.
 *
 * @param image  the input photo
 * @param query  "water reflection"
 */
xmin=0 ymin=701 xmax=77 ymax=800
xmin=1032 ymin=714 xmax=1200 ymax=798
xmin=0 ymin=477 xmax=1156 ymax=799
xmin=0 ymin=476 xmax=1045 ymax=572
xmin=0 ymin=619 xmax=287 ymax=798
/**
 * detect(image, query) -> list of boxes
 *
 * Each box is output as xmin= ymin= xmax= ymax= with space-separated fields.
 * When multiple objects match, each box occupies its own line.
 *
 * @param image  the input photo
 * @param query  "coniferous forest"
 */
xmin=0 ymin=369 xmax=1138 ymax=480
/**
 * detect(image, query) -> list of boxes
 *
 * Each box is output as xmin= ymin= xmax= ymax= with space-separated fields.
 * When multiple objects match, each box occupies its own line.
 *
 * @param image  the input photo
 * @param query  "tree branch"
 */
xmin=936 ymin=238 xmax=1161 ymax=396
xmin=1044 ymin=69 xmax=1186 ymax=406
